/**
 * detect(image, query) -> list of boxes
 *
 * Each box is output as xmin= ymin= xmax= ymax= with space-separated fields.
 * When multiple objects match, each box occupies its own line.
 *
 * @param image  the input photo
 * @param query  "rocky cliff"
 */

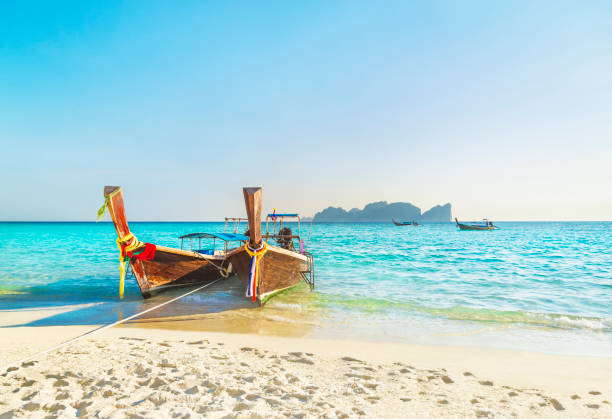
xmin=312 ymin=201 xmax=452 ymax=222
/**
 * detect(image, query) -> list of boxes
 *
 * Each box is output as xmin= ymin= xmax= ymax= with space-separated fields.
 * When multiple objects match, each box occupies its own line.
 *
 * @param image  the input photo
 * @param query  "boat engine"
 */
xmin=277 ymin=227 xmax=293 ymax=250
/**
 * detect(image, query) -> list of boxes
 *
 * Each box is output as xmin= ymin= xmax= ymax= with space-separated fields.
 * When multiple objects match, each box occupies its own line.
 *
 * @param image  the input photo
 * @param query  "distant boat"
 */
xmin=392 ymin=219 xmax=420 ymax=226
xmin=455 ymin=217 xmax=496 ymax=231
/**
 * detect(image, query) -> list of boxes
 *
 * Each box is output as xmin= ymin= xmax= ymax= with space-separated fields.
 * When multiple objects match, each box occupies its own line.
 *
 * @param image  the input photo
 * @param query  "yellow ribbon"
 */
xmin=244 ymin=241 xmax=268 ymax=258
xmin=116 ymin=233 xmax=143 ymax=299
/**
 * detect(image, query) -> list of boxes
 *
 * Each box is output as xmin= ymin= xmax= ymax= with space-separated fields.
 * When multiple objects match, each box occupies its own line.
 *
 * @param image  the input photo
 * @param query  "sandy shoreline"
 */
xmin=0 ymin=318 xmax=610 ymax=418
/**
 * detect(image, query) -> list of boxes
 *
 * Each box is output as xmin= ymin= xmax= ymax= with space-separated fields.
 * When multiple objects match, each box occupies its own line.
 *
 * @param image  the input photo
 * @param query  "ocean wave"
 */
xmin=0 ymin=290 xmax=27 ymax=296
xmin=268 ymin=302 xmax=303 ymax=312
xmin=313 ymin=293 xmax=612 ymax=332
xmin=536 ymin=314 xmax=611 ymax=331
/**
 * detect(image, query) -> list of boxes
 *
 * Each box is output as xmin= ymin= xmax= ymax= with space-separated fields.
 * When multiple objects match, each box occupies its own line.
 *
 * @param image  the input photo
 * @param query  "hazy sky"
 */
xmin=1 ymin=1 xmax=611 ymax=221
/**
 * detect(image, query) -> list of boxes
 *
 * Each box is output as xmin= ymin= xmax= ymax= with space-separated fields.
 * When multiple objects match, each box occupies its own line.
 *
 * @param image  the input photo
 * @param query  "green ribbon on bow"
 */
xmin=96 ymin=187 xmax=121 ymax=221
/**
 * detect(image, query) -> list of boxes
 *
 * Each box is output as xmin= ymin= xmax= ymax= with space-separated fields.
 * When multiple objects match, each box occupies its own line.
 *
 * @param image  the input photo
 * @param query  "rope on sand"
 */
xmin=2 ymin=278 xmax=224 ymax=375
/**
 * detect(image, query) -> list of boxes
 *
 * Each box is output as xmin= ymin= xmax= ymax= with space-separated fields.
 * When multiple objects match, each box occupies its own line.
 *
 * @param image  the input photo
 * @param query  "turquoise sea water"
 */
xmin=1 ymin=222 xmax=611 ymax=356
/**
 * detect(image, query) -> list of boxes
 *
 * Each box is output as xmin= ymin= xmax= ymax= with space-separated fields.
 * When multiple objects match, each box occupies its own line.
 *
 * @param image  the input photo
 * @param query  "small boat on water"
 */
xmin=455 ymin=217 xmax=496 ymax=231
xmin=226 ymin=187 xmax=314 ymax=305
xmin=392 ymin=219 xmax=420 ymax=226
xmin=99 ymin=186 xmax=314 ymax=304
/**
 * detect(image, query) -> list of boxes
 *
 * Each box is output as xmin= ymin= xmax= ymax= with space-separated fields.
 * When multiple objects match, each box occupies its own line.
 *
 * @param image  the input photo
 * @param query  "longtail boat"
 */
xmin=455 ymin=217 xmax=496 ymax=231
xmin=226 ymin=187 xmax=315 ymax=305
xmin=392 ymin=219 xmax=420 ymax=226
xmin=99 ymin=186 xmax=243 ymax=298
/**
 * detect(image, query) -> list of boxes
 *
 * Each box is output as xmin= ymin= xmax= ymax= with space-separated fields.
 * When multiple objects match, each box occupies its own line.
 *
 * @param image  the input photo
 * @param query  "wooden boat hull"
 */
xmin=227 ymin=244 xmax=308 ymax=305
xmin=103 ymin=185 xmax=230 ymax=298
xmin=455 ymin=217 xmax=495 ymax=231
xmin=456 ymin=224 xmax=494 ymax=231
xmin=455 ymin=218 xmax=495 ymax=231
xmin=132 ymin=245 xmax=230 ymax=297
xmin=392 ymin=219 xmax=419 ymax=226
xmin=391 ymin=218 xmax=420 ymax=227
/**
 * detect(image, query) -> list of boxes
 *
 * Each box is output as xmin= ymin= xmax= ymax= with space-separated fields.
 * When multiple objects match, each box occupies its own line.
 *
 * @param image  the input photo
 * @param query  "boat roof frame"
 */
xmin=178 ymin=232 xmax=248 ymax=241
xmin=266 ymin=213 xmax=300 ymax=218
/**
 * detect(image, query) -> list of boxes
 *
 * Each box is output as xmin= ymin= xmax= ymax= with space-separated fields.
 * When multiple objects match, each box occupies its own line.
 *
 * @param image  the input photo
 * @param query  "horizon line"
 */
xmin=1 ymin=220 xmax=611 ymax=223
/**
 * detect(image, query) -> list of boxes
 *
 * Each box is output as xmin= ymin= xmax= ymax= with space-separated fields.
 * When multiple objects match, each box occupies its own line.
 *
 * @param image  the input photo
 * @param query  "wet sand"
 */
xmin=1 ymin=307 xmax=612 ymax=418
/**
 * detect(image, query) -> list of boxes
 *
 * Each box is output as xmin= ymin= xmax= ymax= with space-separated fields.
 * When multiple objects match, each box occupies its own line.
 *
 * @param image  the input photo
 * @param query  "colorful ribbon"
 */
xmin=96 ymin=187 xmax=122 ymax=221
xmin=244 ymin=241 xmax=268 ymax=302
xmin=116 ymin=234 xmax=156 ymax=299
xmin=116 ymin=233 xmax=142 ymax=299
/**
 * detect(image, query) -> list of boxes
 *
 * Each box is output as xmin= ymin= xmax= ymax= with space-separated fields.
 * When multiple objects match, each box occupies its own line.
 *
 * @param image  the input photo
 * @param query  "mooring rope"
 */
xmin=3 ymin=277 xmax=224 ymax=375
xmin=205 ymin=257 xmax=232 ymax=278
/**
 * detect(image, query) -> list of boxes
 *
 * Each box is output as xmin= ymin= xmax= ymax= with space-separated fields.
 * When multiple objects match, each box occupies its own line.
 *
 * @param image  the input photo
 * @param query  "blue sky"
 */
xmin=1 ymin=1 xmax=611 ymax=220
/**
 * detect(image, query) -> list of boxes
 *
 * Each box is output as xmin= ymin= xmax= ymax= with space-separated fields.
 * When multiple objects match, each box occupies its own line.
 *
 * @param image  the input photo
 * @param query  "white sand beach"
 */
xmin=1 ymin=308 xmax=611 ymax=418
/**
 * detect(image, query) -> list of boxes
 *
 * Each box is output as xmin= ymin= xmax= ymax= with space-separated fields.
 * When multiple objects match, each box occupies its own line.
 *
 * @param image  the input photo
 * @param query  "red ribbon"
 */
xmin=127 ymin=243 xmax=156 ymax=261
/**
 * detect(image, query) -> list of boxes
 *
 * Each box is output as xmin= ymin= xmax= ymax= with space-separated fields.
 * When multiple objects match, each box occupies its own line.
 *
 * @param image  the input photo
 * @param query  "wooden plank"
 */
xmin=154 ymin=244 xmax=226 ymax=260
xmin=243 ymin=187 xmax=262 ymax=247
xmin=140 ymin=249 xmax=221 ymax=288
xmin=105 ymin=186 xmax=129 ymax=239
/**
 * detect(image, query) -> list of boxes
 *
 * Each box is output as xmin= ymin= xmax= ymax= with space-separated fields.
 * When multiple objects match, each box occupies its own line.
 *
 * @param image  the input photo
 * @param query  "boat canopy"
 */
xmin=268 ymin=213 xmax=299 ymax=217
xmin=178 ymin=232 xmax=248 ymax=242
